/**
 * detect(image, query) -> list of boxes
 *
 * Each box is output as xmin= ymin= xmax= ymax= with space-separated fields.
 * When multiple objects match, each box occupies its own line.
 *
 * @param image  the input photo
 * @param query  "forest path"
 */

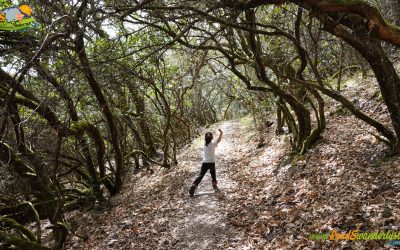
xmin=170 ymin=120 xmax=248 ymax=249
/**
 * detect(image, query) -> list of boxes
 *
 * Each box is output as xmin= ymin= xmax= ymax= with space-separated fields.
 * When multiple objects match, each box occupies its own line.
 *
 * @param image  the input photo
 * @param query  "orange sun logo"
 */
xmin=19 ymin=5 xmax=32 ymax=16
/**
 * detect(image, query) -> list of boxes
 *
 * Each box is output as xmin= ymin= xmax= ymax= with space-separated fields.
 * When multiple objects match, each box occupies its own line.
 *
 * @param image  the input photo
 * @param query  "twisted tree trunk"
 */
xmin=74 ymin=31 xmax=124 ymax=194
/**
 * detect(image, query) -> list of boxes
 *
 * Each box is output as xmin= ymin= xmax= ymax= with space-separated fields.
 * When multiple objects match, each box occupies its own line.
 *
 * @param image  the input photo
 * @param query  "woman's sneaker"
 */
xmin=212 ymin=181 xmax=218 ymax=189
xmin=189 ymin=184 xmax=197 ymax=197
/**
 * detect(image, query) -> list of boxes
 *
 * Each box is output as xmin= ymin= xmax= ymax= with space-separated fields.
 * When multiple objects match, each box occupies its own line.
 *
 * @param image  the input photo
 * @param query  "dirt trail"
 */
xmin=168 ymin=118 xmax=290 ymax=249
xmin=170 ymin=120 xmax=247 ymax=249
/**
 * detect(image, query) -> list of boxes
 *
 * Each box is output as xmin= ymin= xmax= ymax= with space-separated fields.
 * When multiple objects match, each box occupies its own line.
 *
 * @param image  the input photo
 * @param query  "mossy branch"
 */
xmin=23 ymin=201 xmax=41 ymax=244
xmin=0 ymin=231 xmax=50 ymax=250
xmin=0 ymin=216 xmax=37 ymax=242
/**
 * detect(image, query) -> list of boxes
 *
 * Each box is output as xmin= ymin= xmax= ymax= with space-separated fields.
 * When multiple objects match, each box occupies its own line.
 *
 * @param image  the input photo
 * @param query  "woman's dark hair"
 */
xmin=205 ymin=132 xmax=213 ymax=146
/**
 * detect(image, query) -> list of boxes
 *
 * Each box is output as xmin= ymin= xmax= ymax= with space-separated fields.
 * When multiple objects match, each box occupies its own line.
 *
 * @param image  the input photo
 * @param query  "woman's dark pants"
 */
xmin=192 ymin=162 xmax=216 ymax=186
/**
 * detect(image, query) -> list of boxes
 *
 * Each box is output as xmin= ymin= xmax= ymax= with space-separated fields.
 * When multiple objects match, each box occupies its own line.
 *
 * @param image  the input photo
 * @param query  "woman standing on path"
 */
xmin=189 ymin=129 xmax=223 ymax=197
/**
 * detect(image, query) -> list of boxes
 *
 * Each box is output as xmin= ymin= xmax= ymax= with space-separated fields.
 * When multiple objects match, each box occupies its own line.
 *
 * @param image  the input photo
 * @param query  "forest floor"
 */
xmin=64 ymin=71 xmax=400 ymax=249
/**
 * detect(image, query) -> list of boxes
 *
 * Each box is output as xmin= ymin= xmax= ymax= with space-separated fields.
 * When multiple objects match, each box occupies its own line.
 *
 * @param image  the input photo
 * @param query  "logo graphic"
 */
xmin=308 ymin=229 xmax=400 ymax=241
xmin=0 ymin=4 xmax=37 ymax=31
